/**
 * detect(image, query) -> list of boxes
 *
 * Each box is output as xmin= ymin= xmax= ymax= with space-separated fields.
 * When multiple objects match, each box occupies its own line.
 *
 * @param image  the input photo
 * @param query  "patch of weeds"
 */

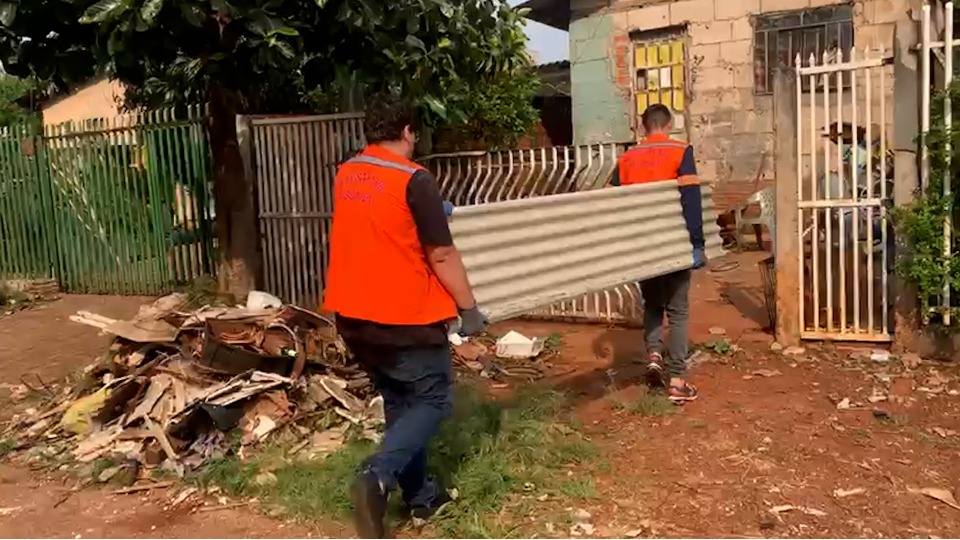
xmin=256 ymin=384 xmax=593 ymax=538
xmin=0 ymin=439 xmax=15 ymax=458
xmin=559 ymin=476 xmax=596 ymax=500
xmin=194 ymin=456 xmax=261 ymax=496
xmin=544 ymin=332 xmax=565 ymax=354
xmin=614 ymin=390 xmax=677 ymax=417
xmin=89 ymin=456 xmax=118 ymax=481
xmin=704 ymin=339 xmax=733 ymax=355
xmin=262 ymin=441 xmax=373 ymax=519
xmin=151 ymin=467 xmax=177 ymax=480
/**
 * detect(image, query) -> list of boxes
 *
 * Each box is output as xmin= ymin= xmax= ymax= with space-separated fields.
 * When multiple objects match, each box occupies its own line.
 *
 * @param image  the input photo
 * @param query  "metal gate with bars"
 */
xmin=250 ymin=113 xmax=641 ymax=322
xmin=251 ymin=113 xmax=366 ymax=308
xmin=0 ymin=109 xmax=215 ymax=294
xmin=794 ymin=48 xmax=894 ymax=341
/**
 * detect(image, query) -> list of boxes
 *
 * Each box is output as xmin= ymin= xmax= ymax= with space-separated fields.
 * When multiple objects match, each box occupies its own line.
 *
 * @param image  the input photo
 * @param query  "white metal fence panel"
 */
xmin=795 ymin=49 xmax=894 ymax=342
xmin=451 ymin=181 xmax=724 ymax=323
xmin=252 ymin=113 xmax=365 ymax=308
xmin=424 ymin=144 xmax=654 ymax=324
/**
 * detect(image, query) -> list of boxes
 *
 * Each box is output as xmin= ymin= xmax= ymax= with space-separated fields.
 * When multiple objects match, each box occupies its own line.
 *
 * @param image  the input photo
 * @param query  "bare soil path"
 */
xmin=1 ymin=257 xmax=958 ymax=538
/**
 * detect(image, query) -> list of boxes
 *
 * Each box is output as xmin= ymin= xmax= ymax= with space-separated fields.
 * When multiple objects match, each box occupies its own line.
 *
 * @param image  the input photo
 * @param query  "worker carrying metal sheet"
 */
xmin=610 ymin=104 xmax=706 ymax=403
xmin=323 ymin=94 xmax=489 ymax=538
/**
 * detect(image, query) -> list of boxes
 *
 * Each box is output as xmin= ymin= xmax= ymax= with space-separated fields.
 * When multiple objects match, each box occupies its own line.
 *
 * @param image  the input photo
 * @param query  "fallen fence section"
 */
xmin=451 ymin=181 xmax=724 ymax=324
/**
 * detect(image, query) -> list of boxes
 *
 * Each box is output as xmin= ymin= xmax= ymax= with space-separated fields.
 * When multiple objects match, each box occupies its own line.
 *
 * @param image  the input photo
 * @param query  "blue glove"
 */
xmin=443 ymin=200 xmax=454 ymax=217
xmin=692 ymin=247 xmax=707 ymax=269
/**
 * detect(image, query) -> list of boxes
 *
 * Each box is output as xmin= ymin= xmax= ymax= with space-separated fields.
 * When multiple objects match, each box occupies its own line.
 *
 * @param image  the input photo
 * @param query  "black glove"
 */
xmin=458 ymin=306 xmax=489 ymax=337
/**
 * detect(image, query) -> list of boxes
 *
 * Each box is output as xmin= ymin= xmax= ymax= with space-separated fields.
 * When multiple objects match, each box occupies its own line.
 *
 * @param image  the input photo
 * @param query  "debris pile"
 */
xmin=3 ymin=292 xmax=383 ymax=477
xmin=451 ymin=331 xmax=552 ymax=383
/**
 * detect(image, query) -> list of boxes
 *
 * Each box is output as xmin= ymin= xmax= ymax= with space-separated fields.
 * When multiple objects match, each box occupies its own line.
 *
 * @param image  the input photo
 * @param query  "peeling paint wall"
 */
xmin=570 ymin=12 xmax=634 ymax=144
xmin=568 ymin=0 xmax=917 ymax=210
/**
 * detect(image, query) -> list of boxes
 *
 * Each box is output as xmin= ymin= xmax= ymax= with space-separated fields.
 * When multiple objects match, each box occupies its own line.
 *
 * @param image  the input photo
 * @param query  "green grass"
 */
xmin=559 ymin=476 xmax=596 ymax=500
xmin=613 ymin=390 xmax=677 ymax=417
xmin=194 ymin=456 xmax=262 ymax=496
xmin=0 ymin=439 xmax=14 ymax=458
xmin=191 ymin=385 xmax=594 ymax=538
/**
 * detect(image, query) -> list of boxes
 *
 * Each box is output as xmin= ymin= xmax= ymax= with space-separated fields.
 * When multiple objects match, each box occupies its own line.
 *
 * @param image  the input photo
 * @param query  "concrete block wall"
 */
xmin=568 ymin=0 xmax=913 ymax=210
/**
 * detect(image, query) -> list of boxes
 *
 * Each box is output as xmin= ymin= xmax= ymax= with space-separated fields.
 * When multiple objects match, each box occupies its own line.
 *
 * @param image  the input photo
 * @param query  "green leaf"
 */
xmin=140 ymin=0 xmax=164 ymax=24
xmin=179 ymin=3 xmax=206 ymax=27
xmin=314 ymin=0 xmax=329 ymax=6
xmin=79 ymin=0 xmax=125 ymax=24
xmin=437 ymin=37 xmax=451 ymax=49
xmin=268 ymin=26 xmax=299 ymax=37
xmin=423 ymin=95 xmax=447 ymax=120
xmin=0 ymin=3 xmax=17 ymax=26
xmin=404 ymin=35 xmax=426 ymax=51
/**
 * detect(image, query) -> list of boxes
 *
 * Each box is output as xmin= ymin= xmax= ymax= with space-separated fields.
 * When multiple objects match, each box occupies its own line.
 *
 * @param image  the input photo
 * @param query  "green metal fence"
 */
xmin=0 ymin=107 xmax=215 ymax=295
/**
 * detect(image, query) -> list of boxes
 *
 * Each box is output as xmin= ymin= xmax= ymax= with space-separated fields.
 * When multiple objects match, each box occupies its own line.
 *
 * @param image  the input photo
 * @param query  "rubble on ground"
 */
xmin=2 ymin=292 xmax=383 ymax=478
xmin=451 ymin=333 xmax=550 ymax=382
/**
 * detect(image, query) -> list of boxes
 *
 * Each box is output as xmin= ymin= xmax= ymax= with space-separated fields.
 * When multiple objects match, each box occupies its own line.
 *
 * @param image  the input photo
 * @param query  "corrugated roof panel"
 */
xmin=451 ymin=181 xmax=724 ymax=323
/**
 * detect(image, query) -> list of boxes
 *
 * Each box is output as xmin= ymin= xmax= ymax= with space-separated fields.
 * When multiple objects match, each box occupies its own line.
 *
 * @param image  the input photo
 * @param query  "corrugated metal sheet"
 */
xmin=451 ymin=180 xmax=724 ymax=323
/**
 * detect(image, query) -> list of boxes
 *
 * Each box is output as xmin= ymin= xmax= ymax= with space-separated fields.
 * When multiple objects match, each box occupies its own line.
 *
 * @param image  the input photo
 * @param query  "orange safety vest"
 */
xmin=617 ymin=133 xmax=697 ymax=186
xmin=323 ymin=145 xmax=458 ymax=325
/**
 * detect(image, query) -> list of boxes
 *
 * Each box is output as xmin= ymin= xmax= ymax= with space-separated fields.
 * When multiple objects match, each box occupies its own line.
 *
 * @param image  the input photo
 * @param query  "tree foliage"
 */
xmin=895 ymin=81 xmax=960 ymax=322
xmin=0 ymin=0 xmax=535 ymax=119
xmin=0 ymin=75 xmax=39 ymax=127
xmin=0 ymin=0 xmax=538 ymax=293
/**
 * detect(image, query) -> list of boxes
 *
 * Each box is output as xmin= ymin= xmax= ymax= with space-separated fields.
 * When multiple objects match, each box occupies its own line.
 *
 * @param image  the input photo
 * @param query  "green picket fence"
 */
xmin=0 ymin=107 xmax=215 ymax=295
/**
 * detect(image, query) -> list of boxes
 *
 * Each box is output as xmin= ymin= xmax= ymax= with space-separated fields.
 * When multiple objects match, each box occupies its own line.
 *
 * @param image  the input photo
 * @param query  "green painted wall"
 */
xmin=569 ymin=13 xmax=634 ymax=145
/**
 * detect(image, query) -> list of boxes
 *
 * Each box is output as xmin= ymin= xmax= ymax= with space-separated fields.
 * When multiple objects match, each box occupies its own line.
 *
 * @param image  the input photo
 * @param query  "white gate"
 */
xmin=795 ymin=49 xmax=894 ymax=341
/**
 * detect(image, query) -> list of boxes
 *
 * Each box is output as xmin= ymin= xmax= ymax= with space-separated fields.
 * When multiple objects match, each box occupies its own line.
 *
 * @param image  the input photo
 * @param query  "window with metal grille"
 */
xmin=753 ymin=5 xmax=854 ymax=94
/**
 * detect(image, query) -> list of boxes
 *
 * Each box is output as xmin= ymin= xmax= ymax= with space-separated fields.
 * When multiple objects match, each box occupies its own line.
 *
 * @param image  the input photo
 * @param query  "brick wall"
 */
xmin=568 ymin=0 xmax=915 ymax=210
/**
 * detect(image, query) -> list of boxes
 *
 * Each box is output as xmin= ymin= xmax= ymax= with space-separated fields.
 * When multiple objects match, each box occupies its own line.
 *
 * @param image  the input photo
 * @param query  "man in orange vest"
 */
xmin=611 ymin=104 xmax=706 ymax=403
xmin=324 ymin=94 xmax=488 ymax=537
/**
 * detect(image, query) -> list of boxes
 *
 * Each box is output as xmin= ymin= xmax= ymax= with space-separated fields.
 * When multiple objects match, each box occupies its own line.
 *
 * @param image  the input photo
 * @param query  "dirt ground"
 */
xmin=2 ymin=253 xmax=959 ymax=538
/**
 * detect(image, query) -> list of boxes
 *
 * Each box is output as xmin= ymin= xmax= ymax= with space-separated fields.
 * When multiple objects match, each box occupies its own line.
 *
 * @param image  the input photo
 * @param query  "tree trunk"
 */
xmin=207 ymin=83 xmax=259 ymax=299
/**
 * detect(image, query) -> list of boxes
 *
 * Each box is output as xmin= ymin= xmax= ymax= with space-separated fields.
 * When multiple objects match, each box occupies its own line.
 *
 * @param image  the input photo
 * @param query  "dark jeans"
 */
xmin=346 ymin=340 xmax=453 ymax=508
xmin=639 ymin=269 xmax=691 ymax=378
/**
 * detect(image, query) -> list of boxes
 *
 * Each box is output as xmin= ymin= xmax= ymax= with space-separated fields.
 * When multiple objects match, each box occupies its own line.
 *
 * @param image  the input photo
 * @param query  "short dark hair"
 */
xmin=364 ymin=93 xmax=419 ymax=144
xmin=641 ymin=104 xmax=673 ymax=131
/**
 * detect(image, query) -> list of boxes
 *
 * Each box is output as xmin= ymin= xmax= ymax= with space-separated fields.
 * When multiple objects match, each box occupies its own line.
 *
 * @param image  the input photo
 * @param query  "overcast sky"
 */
xmin=509 ymin=0 xmax=569 ymax=64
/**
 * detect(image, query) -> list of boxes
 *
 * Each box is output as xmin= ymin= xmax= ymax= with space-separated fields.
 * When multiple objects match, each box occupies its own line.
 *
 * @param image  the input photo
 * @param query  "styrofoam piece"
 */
xmin=495 ymin=330 xmax=546 ymax=359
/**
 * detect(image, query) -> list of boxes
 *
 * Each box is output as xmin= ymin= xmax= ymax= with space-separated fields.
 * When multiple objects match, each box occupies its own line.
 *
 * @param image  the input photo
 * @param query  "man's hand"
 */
xmin=692 ymin=247 xmax=707 ymax=270
xmin=458 ymin=306 xmax=489 ymax=337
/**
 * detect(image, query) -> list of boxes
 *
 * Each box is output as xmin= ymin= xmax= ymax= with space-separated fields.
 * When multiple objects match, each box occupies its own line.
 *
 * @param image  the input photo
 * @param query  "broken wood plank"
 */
xmin=109 ymin=481 xmax=174 ymax=495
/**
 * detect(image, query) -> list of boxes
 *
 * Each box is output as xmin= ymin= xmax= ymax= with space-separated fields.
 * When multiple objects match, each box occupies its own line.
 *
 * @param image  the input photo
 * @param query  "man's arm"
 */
xmin=406 ymin=170 xmax=476 ymax=310
xmin=677 ymin=146 xmax=705 ymax=249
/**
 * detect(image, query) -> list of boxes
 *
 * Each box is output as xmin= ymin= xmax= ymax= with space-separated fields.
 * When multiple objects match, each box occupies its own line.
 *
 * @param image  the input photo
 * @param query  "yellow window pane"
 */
xmin=647 ymin=45 xmax=659 ymax=66
xmin=636 ymin=93 xmax=648 ymax=114
xmin=671 ymin=42 xmax=684 ymax=65
xmin=648 ymin=91 xmax=660 ymax=105
xmin=635 ymin=47 xmax=647 ymax=69
xmin=659 ymin=43 xmax=671 ymax=64
xmin=661 ymin=90 xmax=672 ymax=109
xmin=673 ymin=89 xmax=685 ymax=112
xmin=672 ymin=65 xmax=685 ymax=88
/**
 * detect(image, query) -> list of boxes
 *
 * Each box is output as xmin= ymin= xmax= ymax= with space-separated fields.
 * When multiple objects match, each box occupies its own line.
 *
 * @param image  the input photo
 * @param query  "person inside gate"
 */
xmin=609 ymin=104 xmax=706 ymax=403
xmin=323 ymin=93 xmax=488 ymax=537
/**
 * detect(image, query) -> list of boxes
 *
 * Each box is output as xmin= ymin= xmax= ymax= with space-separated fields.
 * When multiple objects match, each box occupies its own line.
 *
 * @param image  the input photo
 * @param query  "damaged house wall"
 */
xmin=564 ymin=0 xmax=916 ymax=210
